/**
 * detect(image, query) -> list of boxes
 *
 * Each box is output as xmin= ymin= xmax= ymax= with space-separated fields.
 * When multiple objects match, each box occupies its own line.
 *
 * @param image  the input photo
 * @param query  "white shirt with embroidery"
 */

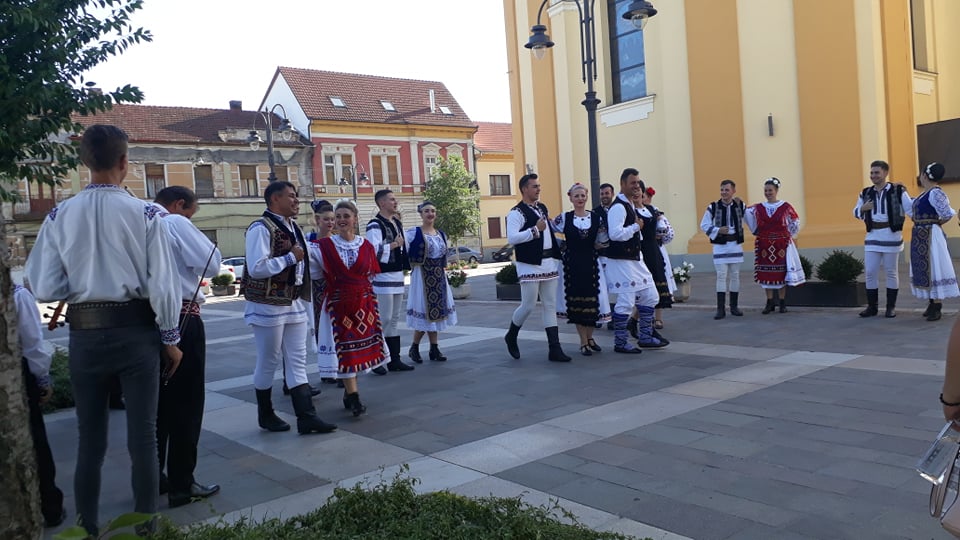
xmin=14 ymin=284 xmax=52 ymax=387
xmin=148 ymin=202 xmax=222 ymax=303
xmin=506 ymin=203 xmax=558 ymax=282
xmin=242 ymin=211 xmax=308 ymax=327
xmin=365 ymin=216 xmax=406 ymax=295
xmin=26 ymin=184 xmax=182 ymax=344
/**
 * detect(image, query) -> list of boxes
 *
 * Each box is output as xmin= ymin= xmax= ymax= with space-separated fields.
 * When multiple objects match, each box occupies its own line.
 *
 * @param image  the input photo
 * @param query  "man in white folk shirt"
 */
xmin=241 ymin=181 xmax=337 ymax=435
xmin=603 ymin=168 xmax=668 ymax=354
xmin=503 ymin=173 xmax=571 ymax=362
xmin=149 ymin=186 xmax=222 ymax=507
xmin=366 ymin=189 xmax=416 ymax=374
xmin=700 ymin=179 xmax=746 ymax=320
xmin=26 ymin=125 xmax=183 ymax=536
xmin=853 ymin=160 xmax=912 ymax=318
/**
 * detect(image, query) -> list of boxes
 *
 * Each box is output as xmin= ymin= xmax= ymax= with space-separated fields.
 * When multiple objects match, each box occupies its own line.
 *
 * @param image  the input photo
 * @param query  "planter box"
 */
xmin=212 ymin=285 xmax=237 ymax=296
xmin=452 ymin=283 xmax=471 ymax=299
xmin=496 ymin=283 xmax=521 ymax=301
xmin=786 ymin=281 xmax=867 ymax=307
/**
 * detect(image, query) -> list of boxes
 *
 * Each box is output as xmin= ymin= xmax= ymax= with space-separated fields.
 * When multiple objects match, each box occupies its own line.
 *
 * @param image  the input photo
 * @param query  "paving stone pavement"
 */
xmin=39 ymin=267 xmax=960 ymax=539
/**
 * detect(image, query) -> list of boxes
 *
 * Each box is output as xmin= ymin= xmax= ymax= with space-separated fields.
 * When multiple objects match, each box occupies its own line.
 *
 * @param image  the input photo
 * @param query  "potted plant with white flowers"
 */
xmin=672 ymin=261 xmax=694 ymax=302
xmin=447 ymin=261 xmax=470 ymax=299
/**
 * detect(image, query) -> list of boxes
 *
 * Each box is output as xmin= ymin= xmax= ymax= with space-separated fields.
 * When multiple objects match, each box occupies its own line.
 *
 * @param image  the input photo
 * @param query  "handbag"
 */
xmin=925 ymin=424 xmax=960 ymax=536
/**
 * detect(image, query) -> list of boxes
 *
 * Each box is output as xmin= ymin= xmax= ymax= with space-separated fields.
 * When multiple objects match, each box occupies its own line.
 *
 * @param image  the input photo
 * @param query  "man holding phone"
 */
xmin=26 ymin=125 xmax=183 ymax=536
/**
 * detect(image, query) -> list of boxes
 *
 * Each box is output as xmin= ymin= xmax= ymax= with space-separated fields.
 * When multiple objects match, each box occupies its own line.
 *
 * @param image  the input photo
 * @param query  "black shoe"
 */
xmin=778 ymin=299 xmax=788 ymax=313
xmin=546 ymin=327 xmax=571 ymax=362
xmin=321 ymin=377 xmax=338 ymax=384
xmin=580 ymin=345 xmax=592 ymax=356
xmin=927 ymin=302 xmax=943 ymax=321
xmin=429 ymin=344 xmax=447 ymax=362
xmin=346 ymin=392 xmax=367 ymax=417
xmin=652 ymin=329 xmax=670 ymax=346
xmin=614 ymin=345 xmax=642 ymax=354
xmin=923 ymin=299 xmax=935 ymax=318
xmin=387 ymin=360 xmax=415 ymax=372
xmin=761 ymin=299 xmax=775 ymax=314
xmin=729 ymin=292 xmax=743 ymax=316
xmin=858 ymin=305 xmax=878 ymax=317
xmin=884 ymin=289 xmax=898 ymax=318
xmin=860 ymin=289 xmax=878 ymax=317
xmin=290 ymin=384 xmax=338 ymax=434
xmin=43 ymin=507 xmax=67 ymax=528
xmin=409 ymin=344 xmax=423 ymax=364
xmin=504 ymin=322 xmax=521 ymax=359
xmin=372 ymin=366 xmax=388 ymax=375
xmin=168 ymin=482 xmax=221 ymax=508
xmin=714 ymin=292 xmax=726 ymax=320
xmin=587 ymin=338 xmax=602 ymax=352
xmin=255 ymin=389 xmax=290 ymax=432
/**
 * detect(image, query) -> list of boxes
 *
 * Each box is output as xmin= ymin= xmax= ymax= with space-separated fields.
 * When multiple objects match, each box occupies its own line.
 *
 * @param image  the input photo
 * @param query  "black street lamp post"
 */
xmin=525 ymin=0 xmax=657 ymax=207
xmin=338 ymin=165 xmax=367 ymax=202
xmin=246 ymin=104 xmax=294 ymax=182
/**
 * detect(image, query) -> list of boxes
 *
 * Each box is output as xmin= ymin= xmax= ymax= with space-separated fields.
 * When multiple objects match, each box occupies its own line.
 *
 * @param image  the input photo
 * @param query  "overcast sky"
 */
xmin=85 ymin=0 xmax=512 ymax=122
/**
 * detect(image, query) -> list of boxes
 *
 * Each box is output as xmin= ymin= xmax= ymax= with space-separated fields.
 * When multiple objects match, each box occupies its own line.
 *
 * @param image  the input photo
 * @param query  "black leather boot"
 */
xmin=545 ymin=326 xmax=572 ymax=362
xmin=409 ymin=343 xmax=423 ymax=364
xmin=777 ymin=290 xmax=788 ymax=313
xmin=761 ymin=298 xmax=775 ymax=314
xmin=729 ymin=292 xmax=743 ymax=316
xmin=345 ymin=392 xmax=366 ymax=417
xmin=385 ymin=336 xmax=414 ymax=371
xmin=859 ymin=289 xmax=878 ymax=317
xmin=255 ymin=388 xmax=290 ymax=432
xmin=283 ymin=381 xmax=321 ymax=396
xmin=290 ymin=384 xmax=337 ymax=434
xmin=884 ymin=289 xmax=898 ymax=318
xmin=504 ymin=322 xmax=521 ymax=359
xmin=923 ymin=299 xmax=935 ymax=318
xmin=714 ymin=292 xmax=726 ymax=320
xmin=429 ymin=344 xmax=447 ymax=362
xmin=927 ymin=302 xmax=943 ymax=322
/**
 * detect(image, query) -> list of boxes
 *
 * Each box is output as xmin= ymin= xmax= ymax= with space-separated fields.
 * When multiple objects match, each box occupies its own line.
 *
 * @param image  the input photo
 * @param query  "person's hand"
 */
xmin=860 ymin=200 xmax=874 ymax=212
xmin=718 ymin=226 xmax=729 ymax=235
xmin=536 ymin=218 xmax=547 ymax=232
xmin=290 ymin=244 xmax=304 ymax=262
xmin=38 ymin=384 xmax=53 ymax=405
xmin=161 ymin=344 xmax=183 ymax=383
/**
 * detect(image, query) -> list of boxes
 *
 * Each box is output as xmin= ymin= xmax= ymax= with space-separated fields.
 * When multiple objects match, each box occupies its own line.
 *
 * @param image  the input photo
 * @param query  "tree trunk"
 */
xmin=0 ymin=206 xmax=42 ymax=539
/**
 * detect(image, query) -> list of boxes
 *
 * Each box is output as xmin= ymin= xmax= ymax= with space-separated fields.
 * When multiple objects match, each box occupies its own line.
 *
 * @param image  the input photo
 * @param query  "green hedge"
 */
xmin=150 ymin=473 xmax=642 ymax=540
xmin=43 ymin=348 xmax=73 ymax=413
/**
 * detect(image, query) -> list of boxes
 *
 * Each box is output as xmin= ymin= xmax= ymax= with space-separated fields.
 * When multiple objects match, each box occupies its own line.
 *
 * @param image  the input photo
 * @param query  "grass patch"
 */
xmin=153 ymin=470 xmax=643 ymax=540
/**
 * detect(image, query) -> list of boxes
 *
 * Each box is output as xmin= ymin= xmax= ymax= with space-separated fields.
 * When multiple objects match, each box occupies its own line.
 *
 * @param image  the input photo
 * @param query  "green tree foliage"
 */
xmin=0 ymin=0 xmax=152 ymax=200
xmin=422 ymin=155 xmax=480 ymax=249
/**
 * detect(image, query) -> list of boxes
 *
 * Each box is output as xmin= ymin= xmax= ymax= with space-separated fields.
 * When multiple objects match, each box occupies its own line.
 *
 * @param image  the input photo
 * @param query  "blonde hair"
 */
xmin=334 ymin=199 xmax=359 ymax=216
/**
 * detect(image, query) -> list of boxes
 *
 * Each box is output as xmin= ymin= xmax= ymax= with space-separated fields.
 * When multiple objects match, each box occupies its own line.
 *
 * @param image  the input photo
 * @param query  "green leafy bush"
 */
xmin=815 ymin=250 xmax=864 ymax=284
xmin=799 ymin=254 xmax=814 ymax=280
xmin=211 ymin=273 xmax=234 ymax=287
xmin=43 ymin=348 xmax=73 ymax=413
xmin=151 ymin=472 xmax=639 ymax=540
xmin=495 ymin=263 xmax=519 ymax=285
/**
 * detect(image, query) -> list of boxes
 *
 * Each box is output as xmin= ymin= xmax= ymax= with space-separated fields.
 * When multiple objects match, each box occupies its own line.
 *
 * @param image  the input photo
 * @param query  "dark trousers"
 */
xmin=22 ymin=359 xmax=64 ymax=522
xmin=69 ymin=324 xmax=161 ymax=535
xmin=157 ymin=314 xmax=205 ymax=492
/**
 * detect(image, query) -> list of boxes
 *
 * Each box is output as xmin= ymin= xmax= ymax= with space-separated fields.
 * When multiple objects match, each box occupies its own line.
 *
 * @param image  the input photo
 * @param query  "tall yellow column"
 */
xmin=880 ymin=0 xmax=918 ymax=184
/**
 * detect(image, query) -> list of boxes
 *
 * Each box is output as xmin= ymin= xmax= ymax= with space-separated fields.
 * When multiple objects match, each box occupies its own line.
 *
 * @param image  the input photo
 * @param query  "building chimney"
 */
xmin=229 ymin=100 xmax=242 ymax=111
xmin=429 ymin=90 xmax=436 ymax=113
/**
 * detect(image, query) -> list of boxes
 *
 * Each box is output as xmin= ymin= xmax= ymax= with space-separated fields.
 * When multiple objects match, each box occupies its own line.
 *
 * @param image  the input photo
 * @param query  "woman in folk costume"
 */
xmin=307 ymin=200 xmax=340 ymax=385
xmin=404 ymin=201 xmax=457 ymax=363
xmin=910 ymin=162 xmax=959 ymax=321
xmin=642 ymin=187 xmax=676 ymax=329
xmin=553 ymin=183 xmax=611 ymax=356
xmin=745 ymin=177 xmax=805 ymax=314
xmin=307 ymin=199 xmax=386 ymax=417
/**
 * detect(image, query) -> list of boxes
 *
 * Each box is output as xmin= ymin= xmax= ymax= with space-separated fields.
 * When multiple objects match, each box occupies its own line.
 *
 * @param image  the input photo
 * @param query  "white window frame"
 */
xmin=369 ymin=145 xmax=402 ymax=185
xmin=422 ymin=143 xmax=441 ymax=182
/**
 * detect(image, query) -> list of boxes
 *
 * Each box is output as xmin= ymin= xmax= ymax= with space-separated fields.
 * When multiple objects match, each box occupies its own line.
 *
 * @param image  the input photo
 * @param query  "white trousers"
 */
xmin=512 ymin=279 xmax=559 ymax=327
xmin=715 ymin=263 xmax=741 ymax=293
xmin=376 ymin=292 xmax=405 ymax=337
xmin=252 ymin=322 xmax=308 ymax=390
xmin=864 ymin=251 xmax=899 ymax=289
xmin=614 ymin=286 xmax=658 ymax=315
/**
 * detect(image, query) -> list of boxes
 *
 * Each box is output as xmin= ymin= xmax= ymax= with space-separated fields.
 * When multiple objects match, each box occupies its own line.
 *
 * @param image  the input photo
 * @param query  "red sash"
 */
xmin=318 ymin=238 xmax=385 ymax=373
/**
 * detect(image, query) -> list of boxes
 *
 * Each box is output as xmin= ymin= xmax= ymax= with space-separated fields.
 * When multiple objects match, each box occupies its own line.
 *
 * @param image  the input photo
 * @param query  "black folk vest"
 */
xmin=512 ymin=201 xmax=560 ymax=265
xmin=367 ymin=214 xmax=410 ymax=272
xmin=604 ymin=198 xmax=641 ymax=260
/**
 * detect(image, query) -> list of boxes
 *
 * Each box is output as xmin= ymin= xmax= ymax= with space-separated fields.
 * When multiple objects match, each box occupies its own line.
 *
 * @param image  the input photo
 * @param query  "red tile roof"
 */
xmin=474 ymin=121 xmax=513 ymax=153
xmin=273 ymin=67 xmax=476 ymax=129
xmin=72 ymin=104 xmax=299 ymax=146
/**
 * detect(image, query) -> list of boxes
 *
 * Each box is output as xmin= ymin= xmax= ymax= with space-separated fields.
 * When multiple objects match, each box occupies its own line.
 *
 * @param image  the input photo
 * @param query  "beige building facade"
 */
xmin=504 ymin=0 xmax=960 ymax=264
xmin=475 ymin=121 xmax=517 ymax=254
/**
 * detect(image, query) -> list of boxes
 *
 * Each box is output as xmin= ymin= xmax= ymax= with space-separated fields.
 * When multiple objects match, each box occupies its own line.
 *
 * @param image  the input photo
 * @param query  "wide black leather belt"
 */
xmin=718 ymin=234 xmax=739 ymax=242
xmin=542 ymin=249 xmax=555 ymax=258
xmin=871 ymin=222 xmax=890 ymax=229
xmin=67 ymin=299 xmax=155 ymax=330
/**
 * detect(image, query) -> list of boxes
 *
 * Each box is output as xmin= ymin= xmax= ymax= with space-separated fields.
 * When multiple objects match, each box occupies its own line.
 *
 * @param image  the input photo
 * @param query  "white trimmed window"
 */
xmin=324 ymin=153 xmax=354 ymax=186
xmin=369 ymin=145 xmax=402 ymax=185
xmin=144 ymin=163 xmax=166 ymax=198
xmin=239 ymin=165 xmax=258 ymax=197
xmin=422 ymin=143 xmax=441 ymax=182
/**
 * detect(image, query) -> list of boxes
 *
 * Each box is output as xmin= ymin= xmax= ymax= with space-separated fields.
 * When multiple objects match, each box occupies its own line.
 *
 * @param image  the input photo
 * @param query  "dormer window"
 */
xmin=438 ymin=106 xmax=453 ymax=116
xmin=380 ymin=100 xmax=396 ymax=111
xmin=329 ymin=96 xmax=346 ymax=108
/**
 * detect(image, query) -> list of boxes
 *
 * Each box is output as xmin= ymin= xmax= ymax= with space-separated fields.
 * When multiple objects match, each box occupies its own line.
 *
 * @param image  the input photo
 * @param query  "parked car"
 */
xmin=222 ymin=256 xmax=245 ymax=283
xmin=491 ymin=244 xmax=514 ymax=262
xmin=446 ymin=246 xmax=482 ymax=264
